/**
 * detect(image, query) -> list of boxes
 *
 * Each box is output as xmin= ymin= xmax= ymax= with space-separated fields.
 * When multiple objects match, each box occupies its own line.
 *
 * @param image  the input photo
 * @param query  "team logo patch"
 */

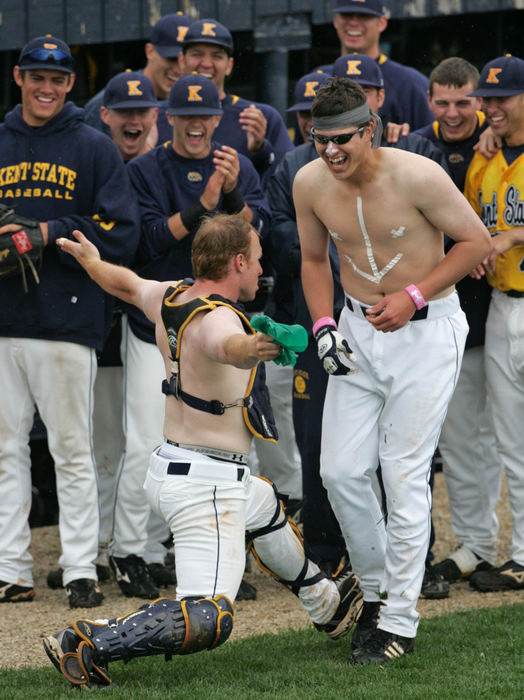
xmin=449 ymin=153 xmax=464 ymax=164
xmin=294 ymin=375 xmax=306 ymax=394
xmin=177 ymin=26 xmax=190 ymax=42
xmin=486 ymin=67 xmax=502 ymax=84
xmin=187 ymin=171 xmax=203 ymax=183
xmin=293 ymin=369 xmax=309 ymax=399
xmin=127 ymin=80 xmax=143 ymax=96
xmin=345 ymin=60 xmax=363 ymax=77
xmin=202 ymin=22 xmax=217 ymax=37
xmin=187 ymin=85 xmax=203 ymax=102
xmin=304 ymin=81 xmax=319 ymax=98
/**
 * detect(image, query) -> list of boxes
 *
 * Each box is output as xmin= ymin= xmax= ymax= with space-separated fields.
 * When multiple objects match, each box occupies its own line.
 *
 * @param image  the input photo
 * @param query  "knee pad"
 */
xmin=72 ymin=596 xmax=234 ymax=666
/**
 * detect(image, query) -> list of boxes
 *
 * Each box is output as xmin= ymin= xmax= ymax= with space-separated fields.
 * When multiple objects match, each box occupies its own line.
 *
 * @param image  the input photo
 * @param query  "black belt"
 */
xmin=167 ymin=462 xmax=245 ymax=481
xmin=503 ymin=289 xmax=524 ymax=298
xmin=346 ymin=297 xmax=428 ymax=320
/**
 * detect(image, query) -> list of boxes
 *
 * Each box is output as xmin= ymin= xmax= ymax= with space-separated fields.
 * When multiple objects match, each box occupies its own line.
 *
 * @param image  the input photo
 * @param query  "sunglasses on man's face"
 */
xmin=310 ymin=125 xmax=367 ymax=145
xmin=19 ymin=48 xmax=74 ymax=70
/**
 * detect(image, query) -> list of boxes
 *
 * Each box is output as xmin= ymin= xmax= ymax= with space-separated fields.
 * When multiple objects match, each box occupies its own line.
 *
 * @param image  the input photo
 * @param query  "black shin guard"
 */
xmin=73 ymin=596 xmax=234 ymax=666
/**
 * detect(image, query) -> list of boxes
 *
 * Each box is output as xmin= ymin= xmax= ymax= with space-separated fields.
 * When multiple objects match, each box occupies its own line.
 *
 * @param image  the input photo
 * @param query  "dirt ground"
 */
xmin=0 ymin=471 xmax=521 ymax=670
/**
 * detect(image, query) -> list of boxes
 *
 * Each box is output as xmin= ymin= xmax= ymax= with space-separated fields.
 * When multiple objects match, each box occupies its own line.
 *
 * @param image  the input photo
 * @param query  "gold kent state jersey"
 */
xmin=465 ymin=149 xmax=524 ymax=292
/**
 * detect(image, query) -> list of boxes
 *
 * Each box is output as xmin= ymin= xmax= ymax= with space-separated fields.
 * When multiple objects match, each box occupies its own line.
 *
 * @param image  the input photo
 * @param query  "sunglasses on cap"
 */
xmin=310 ymin=125 xmax=367 ymax=145
xmin=19 ymin=48 xmax=74 ymax=70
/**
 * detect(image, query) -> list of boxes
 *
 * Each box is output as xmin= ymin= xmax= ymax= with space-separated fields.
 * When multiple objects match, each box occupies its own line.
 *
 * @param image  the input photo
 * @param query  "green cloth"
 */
xmin=250 ymin=315 xmax=308 ymax=367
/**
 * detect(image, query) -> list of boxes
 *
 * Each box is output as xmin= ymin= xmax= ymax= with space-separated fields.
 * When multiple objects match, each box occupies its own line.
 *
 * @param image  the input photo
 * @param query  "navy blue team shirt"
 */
xmin=0 ymin=102 xmax=139 ymax=351
xmin=415 ymin=111 xmax=491 ymax=348
xmin=126 ymin=139 xmax=272 ymax=342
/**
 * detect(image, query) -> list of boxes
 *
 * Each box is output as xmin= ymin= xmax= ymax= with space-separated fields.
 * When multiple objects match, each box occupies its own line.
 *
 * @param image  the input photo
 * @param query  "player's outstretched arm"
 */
xmin=199 ymin=307 xmax=281 ymax=369
xmin=57 ymin=230 xmax=168 ymax=321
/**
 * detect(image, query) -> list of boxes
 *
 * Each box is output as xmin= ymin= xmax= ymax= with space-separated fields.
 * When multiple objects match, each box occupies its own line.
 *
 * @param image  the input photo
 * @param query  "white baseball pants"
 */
xmin=0 ymin=338 xmax=98 ymax=587
xmin=144 ymin=441 xmax=338 ymax=623
xmin=321 ymin=292 xmax=467 ymax=638
xmin=438 ymin=345 xmax=501 ymax=563
xmin=111 ymin=317 xmax=169 ymax=560
xmin=484 ymin=290 xmax=524 ymax=565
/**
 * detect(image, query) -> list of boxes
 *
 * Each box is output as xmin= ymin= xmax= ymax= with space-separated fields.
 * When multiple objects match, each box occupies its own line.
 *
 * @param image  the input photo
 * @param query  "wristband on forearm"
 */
xmin=312 ymin=316 xmax=337 ymax=337
xmin=179 ymin=200 xmax=209 ymax=232
xmin=222 ymin=186 xmax=245 ymax=214
xmin=405 ymin=284 xmax=426 ymax=310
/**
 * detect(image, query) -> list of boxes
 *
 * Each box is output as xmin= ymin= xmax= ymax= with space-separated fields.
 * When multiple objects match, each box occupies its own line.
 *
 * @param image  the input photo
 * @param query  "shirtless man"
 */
xmin=42 ymin=214 xmax=362 ymax=689
xmin=293 ymin=78 xmax=491 ymax=665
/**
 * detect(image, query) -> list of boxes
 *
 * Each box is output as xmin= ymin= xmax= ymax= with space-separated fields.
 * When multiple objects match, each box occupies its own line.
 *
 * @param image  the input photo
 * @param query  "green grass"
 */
xmin=1 ymin=604 xmax=523 ymax=699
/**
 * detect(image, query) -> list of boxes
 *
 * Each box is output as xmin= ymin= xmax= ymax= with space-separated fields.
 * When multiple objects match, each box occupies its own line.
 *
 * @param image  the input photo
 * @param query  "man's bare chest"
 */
xmin=316 ymin=190 xmax=424 ymax=285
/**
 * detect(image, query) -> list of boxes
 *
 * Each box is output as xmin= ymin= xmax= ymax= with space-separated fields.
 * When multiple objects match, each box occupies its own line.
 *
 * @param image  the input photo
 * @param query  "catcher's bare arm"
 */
xmin=57 ymin=230 xmax=170 ymax=323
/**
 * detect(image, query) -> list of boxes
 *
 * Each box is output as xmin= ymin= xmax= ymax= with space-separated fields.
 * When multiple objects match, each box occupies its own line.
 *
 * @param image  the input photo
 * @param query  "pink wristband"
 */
xmin=312 ymin=316 xmax=337 ymax=337
xmin=405 ymin=284 xmax=426 ymax=310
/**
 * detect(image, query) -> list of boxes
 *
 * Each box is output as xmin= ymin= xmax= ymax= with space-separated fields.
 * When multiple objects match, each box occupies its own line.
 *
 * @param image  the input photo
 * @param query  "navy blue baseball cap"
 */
xmin=150 ymin=13 xmax=194 ymax=58
xmin=332 ymin=53 xmax=384 ymax=88
xmin=287 ymin=71 xmax=331 ymax=112
xmin=333 ymin=0 xmax=385 ymax=17
xmin=167 ymin=74 xmax=223 ymax=116
xmin=469 ymin=55 xmax=524 ymax=97
xmin=18 ymin=34 xmax=74 ymax=74
xmin=182 ymin=19 xmax=234 ymax=55
xmin=103 ymin=71 xmax=158 ymax=109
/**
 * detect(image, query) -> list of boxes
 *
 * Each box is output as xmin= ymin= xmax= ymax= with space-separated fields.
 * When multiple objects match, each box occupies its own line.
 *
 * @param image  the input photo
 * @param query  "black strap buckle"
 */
xmin=208 ymin=400 xmax=226 ymax=415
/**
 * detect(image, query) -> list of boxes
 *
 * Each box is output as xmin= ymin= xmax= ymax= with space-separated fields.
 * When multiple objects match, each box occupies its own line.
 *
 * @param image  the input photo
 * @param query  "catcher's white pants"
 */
xmin=321 ymin=293 xmax=467 ymax=638
xmin=145 ymin=441 xmax=338 ymax=623
xmin=438 ymin=346 xmax=501 ymax=563
xmin=250 ymin=362 xmax=303 ymax=500
xmin=485 ymin=290 xmax=524 ymax=565
xmin=0 ymin=338 xmax=99 ymax=587
xmin=110 ymin=318 xmax=169 ymax=560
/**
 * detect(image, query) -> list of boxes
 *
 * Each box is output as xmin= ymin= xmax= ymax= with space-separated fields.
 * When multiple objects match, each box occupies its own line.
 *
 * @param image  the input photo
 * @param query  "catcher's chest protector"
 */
xmin=161 ymin=281 xmax=278 ymax=442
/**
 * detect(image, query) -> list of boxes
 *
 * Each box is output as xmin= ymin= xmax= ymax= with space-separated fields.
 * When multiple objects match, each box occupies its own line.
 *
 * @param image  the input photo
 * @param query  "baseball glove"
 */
xmin=0 ymin=203 xmax=44 ymax=292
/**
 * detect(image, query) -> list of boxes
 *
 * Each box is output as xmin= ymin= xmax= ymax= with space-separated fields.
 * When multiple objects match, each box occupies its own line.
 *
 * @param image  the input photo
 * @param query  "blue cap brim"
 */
xmin=287 ymin=102 xmax=314 ymax=112
xmin=167 ymin=106 xmax=223 ymax=116
xmin=332 ymin=8 xmax=382 ymax=16
xmin=18 ymin=62 xmax=73 ymax=74
xmin=155 ymin=45 xmax=182 ymax=58
xmin=183 ymin=38 xmax=233 ymax=54
xmin=105 ymin=100 xmax=158 ymax=109
xmin=469 ymin=88 xmax=524 ymax=97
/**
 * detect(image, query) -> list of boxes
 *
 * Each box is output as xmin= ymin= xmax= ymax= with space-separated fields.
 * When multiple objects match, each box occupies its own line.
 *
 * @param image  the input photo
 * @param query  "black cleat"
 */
xmin=0 ymin=580 xmax=35 ymax=603
xmin=42 ymin=626 xmax=81 ymax=672
xmin=48 ymin=565 xmax=110 ymax=590
xmin=351 ymin=600 xmax=381 ymax=650
xmin=349 ymin=627 xmax=415 ymax=665
xmin=66 ymin=579 xmax=104 ymax=608
xmin=147 ymin=563 xmax=176 ymax=587
xmin=433 ymin=546 xmax=494 ymax=582
xmin=47 ymin=568 xmax=63 ymax=590
xmin=469 ymin=559 xmax=524 ymax=592
xmin=236 ymin=578 xmax=257 ymax=600
xmin=315 ymin=564 xmax=363 ymax=640
xmin=420 ymin=563 xmax=450 ymax=599
xmin=109 ymin=554 xmax=159 ymax=598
